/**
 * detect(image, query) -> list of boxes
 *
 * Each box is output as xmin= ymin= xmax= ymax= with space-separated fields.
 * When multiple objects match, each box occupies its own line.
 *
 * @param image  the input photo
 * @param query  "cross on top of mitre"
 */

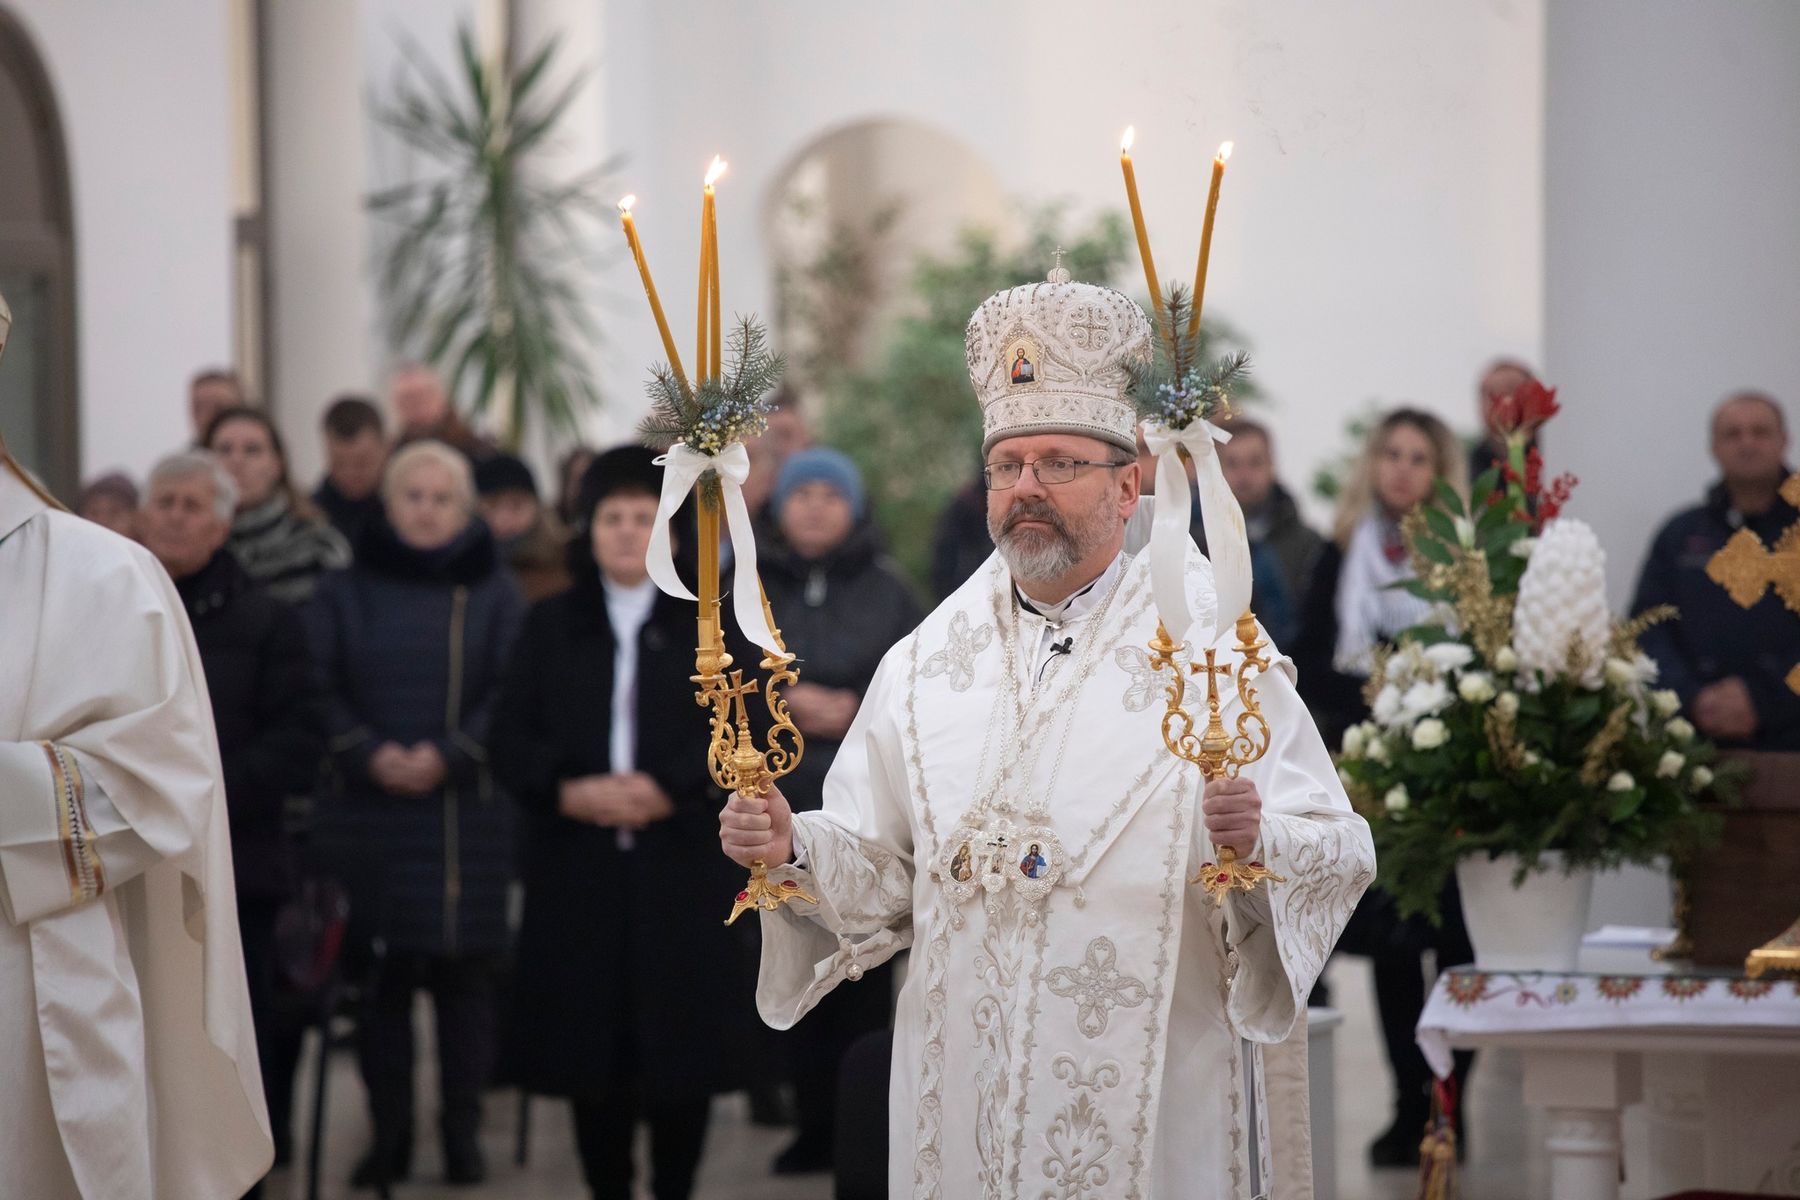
xmin=1705 ymin=472 xmax=1800 ymax=693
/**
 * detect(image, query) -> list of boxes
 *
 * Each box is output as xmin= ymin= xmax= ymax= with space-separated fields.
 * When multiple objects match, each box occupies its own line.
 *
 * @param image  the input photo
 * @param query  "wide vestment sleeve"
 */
xmin=1208 ymin=635 xmax=1377 ymax=1045
xmin=0 ymin=508 xmax=271 ymax=1199
xmin=755 ymin=645 xmax=917 ymax=1029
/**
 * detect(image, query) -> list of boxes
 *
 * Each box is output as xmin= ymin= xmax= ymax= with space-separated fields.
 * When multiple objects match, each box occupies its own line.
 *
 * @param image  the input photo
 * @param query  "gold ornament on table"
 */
xmin=1149 ymin=609 xmax=1286 ymax=902
xmin=1745 ymin=916 xmax=1800 ymax=979
xmin=620 ymin=158 xmax=812 ymax=925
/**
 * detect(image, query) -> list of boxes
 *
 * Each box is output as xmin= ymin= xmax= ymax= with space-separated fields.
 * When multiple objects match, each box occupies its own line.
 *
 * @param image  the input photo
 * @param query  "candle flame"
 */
xmin=617 ymin=194 xmax=637 ymax=214
xmin=1218 ymin=141 xmax=1234 ymax=162
xmin=1121 ymin=125 xmax=1136 ymax=154
xmin=704 ymin=156 xmax=728 ymax=187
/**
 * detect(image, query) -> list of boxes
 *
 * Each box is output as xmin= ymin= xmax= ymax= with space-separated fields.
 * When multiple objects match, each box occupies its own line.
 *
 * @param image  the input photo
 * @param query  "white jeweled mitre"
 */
xmin=964 ymin=260 xmax=1152 ymax=455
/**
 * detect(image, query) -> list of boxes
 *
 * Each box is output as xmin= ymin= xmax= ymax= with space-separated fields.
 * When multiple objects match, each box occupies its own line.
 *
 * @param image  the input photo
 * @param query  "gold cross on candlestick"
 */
xmin=1148 ymin=611 xmax=1286 ymax=902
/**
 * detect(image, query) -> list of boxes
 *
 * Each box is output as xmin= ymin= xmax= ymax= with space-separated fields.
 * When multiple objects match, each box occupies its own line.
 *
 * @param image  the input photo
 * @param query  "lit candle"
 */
xmin=1188 ymin=141 xmax=1232 ymax=343
xmin=705 ymin=157 xmax=726 ymax=379
xmin=618 ymin=196 xmax=689 ymax=395
xmin=696 ymin=188 xmax=712 ymax=383
xmin=1119 ymin=126 xmax=1164 ymax=327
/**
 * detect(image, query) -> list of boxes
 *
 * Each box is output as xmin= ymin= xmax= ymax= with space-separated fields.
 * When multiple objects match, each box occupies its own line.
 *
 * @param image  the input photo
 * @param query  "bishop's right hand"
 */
xmin=719 ymin=783 xmax=794 ymax=869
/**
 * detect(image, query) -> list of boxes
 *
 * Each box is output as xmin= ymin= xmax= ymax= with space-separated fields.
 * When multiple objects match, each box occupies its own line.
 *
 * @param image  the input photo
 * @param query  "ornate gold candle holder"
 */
xmin=1148 ymin=609 xmax=1286 ymax=902
xmin=695 ymin=556 xmax=812 ymax=925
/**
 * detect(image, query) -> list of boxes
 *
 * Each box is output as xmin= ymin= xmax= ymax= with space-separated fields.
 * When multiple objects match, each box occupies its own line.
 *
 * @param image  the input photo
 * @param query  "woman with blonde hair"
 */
xmin=307 ymin=439 xmax=524 ymax=1187
xmin=1292 ymin=406 xmax=1474 ymax=1168
xmin=1298 ymin=406 xmax=1466 ymax=741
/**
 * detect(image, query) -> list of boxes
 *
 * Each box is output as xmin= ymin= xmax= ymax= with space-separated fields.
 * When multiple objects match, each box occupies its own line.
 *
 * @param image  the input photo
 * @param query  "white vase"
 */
xmin=1455 ymin=851 xmax=1595 ymax=972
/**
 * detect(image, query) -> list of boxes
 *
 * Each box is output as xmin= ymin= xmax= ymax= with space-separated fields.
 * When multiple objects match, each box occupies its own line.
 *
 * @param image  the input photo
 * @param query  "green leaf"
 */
xmin=1394 ymin=579 xmax=1453 ymax=602
xmin=1470 ymin=466 xmax=1501 ymax=504
xmin=1433 ymin=478 xmax=1467 ymax=519
xmin=1414 ymin=536 xmax=1456 ymax=567
xmin=1564 ymin=694 xmax=1604 ymax=726
xmin=1423 ymin=504 xmax=1461 ymax=548
xmin=1610 ymin=789 xmax=1646 ymax=822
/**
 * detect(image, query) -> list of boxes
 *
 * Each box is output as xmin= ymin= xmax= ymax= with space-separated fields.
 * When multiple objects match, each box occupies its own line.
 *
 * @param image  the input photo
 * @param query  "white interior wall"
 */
xmin=5 ymin=0 xmax=234 ymax=480
xmin=1545 ymin=0 xmax=1800 ymax=607
xmin=592 ymin=0 xmax=1547 ymax=528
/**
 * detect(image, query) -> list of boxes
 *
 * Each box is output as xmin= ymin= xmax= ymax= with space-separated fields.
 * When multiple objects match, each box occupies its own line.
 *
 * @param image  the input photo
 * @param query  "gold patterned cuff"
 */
xmin=40 ymin=741 xmax=104 ymax=904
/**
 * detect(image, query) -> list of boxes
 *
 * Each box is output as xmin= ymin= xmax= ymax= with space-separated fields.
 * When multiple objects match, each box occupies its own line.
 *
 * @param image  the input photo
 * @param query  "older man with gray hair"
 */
xmin=141 ymin=449 xmax=324 ymax=1184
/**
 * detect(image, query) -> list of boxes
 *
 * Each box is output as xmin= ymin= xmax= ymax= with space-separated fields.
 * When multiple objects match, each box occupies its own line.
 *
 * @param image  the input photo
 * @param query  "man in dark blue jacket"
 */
xmin=1631 ymin=390 xmax=1800 ymax=751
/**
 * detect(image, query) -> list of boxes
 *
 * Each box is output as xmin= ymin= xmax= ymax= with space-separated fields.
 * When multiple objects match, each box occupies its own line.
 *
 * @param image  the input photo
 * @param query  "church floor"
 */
xmin=264 ymin=956 xmax=1545 ymax=1200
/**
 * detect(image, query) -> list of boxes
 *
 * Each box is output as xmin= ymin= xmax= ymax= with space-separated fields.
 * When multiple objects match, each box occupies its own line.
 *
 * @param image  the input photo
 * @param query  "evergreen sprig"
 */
xmin=639 ymin=315 xmax=786 ymax=456
xmin=1130 ymin=284 xmax=1252 ymax=431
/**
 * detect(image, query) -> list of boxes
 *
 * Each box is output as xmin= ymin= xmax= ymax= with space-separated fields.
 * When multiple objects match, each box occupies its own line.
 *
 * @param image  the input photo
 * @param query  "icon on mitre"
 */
xmin=1010 ymin=346 xmax=1036 ymax=384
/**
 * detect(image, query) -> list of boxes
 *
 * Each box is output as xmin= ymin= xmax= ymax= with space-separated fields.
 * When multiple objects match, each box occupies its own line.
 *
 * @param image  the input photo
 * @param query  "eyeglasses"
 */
xmin=981 ymin=456 xmax=1127 ymax=490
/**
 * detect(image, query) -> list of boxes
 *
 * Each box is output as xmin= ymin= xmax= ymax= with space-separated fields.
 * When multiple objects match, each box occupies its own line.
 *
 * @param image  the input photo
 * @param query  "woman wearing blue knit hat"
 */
xmin=759 ymin=446 xmax=922 ymax=1176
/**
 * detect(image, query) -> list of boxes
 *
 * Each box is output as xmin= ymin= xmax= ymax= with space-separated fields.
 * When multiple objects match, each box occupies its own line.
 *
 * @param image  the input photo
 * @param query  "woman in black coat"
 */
xmin=491 ymin=445 xmax=746 ymax=1200
xmin=306 ymin=440 xmax=524 ymax=1187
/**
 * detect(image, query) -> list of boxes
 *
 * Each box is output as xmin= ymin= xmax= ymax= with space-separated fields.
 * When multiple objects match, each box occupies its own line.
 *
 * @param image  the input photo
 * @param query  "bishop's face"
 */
xmin=984 ymin=432 xmax=1139 ymax=588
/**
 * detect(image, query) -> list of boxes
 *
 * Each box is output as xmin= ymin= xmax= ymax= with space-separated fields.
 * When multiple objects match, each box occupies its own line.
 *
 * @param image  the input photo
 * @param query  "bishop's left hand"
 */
xmin=1202 ymin=776 xmax=1262 ymax=859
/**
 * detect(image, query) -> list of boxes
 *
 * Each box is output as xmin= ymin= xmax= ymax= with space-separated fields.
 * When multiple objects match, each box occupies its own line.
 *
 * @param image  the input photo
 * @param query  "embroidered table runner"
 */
xmin=1417 ymin=968 xmax=1800 ymax=1077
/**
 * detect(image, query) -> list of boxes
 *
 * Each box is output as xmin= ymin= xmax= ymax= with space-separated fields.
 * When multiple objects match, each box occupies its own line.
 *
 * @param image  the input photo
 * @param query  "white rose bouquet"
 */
xmin=1335 ymin=381 xmax=1733 ymax=922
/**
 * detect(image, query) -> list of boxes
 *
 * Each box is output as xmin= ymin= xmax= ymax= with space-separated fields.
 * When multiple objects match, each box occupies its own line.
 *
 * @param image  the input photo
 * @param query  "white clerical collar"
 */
xmin=1014 ymin=551 xmax=1125 ymax=628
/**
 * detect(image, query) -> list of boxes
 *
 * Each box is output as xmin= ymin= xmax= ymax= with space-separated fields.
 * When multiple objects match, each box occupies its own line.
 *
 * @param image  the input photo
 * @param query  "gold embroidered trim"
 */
xmin=41 ymin=741 xmax=103 ymax=903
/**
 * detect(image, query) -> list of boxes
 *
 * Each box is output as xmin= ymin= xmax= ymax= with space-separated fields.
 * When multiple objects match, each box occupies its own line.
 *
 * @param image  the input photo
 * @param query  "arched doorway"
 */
xmin=0 ymin=7 xmax=77 ymax=497
xmin=762 ymin=117 xmax=1010 ymax=417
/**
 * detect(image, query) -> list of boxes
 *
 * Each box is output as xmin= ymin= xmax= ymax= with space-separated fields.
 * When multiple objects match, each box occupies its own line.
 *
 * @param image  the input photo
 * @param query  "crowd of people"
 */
xmin=69 ymin=357 xmax=1797 ymax=1196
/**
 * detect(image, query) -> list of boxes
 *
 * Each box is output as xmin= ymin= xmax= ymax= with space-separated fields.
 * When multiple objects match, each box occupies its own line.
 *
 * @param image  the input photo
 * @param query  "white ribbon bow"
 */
xmin=1141 ymin=418 xmax=1254 ymax=644
xmin=647 ymin=441 xmax=790 ymax=660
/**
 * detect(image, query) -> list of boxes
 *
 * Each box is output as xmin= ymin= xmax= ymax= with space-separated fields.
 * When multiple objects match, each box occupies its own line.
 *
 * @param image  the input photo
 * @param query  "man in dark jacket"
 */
xmin=1136 ymin=424 xmax=1301 ymax=647
xmin=759 ymin=447 xmax=923 ymax=1175
xmin=140 ymin=449 xmax=324 ymax=1184
xmin=313 ymin=395 xmax=389 ymax=547
xmin=1218 ymin=417 xmax=1324 ymax=616
xmin=1631 ymin=390 xmax=1800 ymax=750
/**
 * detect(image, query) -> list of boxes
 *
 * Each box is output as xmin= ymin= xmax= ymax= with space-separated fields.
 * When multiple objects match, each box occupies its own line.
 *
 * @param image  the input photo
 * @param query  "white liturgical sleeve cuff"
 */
xmin=0 ymin=740 xmax=161 ymax=925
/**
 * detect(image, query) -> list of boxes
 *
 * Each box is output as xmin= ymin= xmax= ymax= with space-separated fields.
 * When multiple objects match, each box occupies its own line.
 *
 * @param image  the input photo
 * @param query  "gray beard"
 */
xmin=989 ymin=494 xmax=1115 ymax=589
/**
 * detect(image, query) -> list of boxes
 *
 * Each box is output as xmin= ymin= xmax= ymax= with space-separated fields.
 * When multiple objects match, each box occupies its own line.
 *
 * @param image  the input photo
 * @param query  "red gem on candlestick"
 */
xmin=779 ymin=880 xmax=799 ymax=890
xmin=1216 ymin=873 xmax=1230 ymax=884
xmin=736 ymin=891 xmax=750 ymax=903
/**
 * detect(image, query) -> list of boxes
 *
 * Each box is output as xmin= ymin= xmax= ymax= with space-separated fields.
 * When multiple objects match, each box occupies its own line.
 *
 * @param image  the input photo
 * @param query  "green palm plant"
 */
xmin=369 ymin=24 xmax=610 ymax=448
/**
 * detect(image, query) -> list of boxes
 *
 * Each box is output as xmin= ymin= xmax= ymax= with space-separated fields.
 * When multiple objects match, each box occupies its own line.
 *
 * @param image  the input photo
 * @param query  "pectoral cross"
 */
xmin=984 ymin=827 xmax=1012 ymax=875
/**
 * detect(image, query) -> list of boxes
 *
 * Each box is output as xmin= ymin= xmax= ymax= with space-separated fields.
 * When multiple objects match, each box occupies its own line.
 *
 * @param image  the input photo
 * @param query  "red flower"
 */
xmin=1483 ymin=378 xmax=1561 ymax=439
xmin=1516 ymin=379 xmax=1560 ymax=432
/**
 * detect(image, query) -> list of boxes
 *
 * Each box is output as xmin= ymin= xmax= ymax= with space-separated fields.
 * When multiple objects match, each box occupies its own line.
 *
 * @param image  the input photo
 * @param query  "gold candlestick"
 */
xmin=686 ymin=475 xmax=811 ymax=925
xmin=1148 ymin=609 xmax=1286 ymax=901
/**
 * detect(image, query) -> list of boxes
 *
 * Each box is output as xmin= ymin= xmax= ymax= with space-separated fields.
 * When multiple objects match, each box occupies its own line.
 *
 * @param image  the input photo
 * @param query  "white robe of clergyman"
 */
xmin=0 ymin=465 xmax=272 ymax=1199
xmin=755 ymin=536 xmax=1374 ymax=1200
